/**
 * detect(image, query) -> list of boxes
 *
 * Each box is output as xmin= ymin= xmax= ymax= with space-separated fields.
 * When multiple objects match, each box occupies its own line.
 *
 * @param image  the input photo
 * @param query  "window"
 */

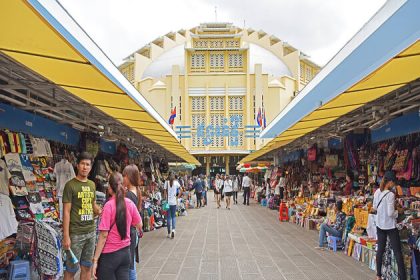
xmin=228 ymin=53 xmax=243 ymax=69
xmin=306 ymin=66 xmax=312 ymax=81
xmin=194 ymin=40 xmax=207 ymax=48
xmin=191 ymin=97 xmax=206 ymax=111
xmin=191 ymin=53 xmax=205 ymax=72
xmin=229 ymin=96 xmax=244 ymax=111
xmin=209 ymin=53 xmax=224 ymax=72
xmin=226 ymin=40 xmax=240 ymax=48
xmin=192 ymin=114 xmax=205 ymax=129
xmin=229 ymin=113 xmax=243 ymax=128
xmin=210 ymin=96 xmax=224 ymax=111
xmin=209 ymin=40 xmax=223 ymax=48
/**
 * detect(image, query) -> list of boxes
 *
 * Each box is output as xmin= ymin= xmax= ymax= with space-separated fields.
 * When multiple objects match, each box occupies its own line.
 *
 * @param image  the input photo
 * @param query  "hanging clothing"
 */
xmin=0 ymin=159 xmax=11 ymax=195
xmin=53 ymin=159 xmax=76 ymax=197
xmin=34 ymin=220 xmax=64 ymax=277
xmin=0 ymin=193 xmax=18 ymax=240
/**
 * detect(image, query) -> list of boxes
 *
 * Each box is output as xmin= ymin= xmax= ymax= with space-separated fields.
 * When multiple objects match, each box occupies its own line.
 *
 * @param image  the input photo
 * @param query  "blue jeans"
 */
xmin=167 ymin=205 xmax=177 ymax=234
xmin=129 ymin=234 xmax=139 ymax=280
xmin=319 ymin=223 xmax=341 ymax=247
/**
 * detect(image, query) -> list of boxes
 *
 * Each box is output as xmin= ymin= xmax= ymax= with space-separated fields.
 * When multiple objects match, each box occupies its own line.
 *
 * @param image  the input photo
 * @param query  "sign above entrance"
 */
xmin=175 ymin=116 xmax=259 ymax=146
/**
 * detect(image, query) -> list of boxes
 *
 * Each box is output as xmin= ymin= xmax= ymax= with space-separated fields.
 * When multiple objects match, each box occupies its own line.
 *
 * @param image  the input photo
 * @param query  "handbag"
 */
xmin=162 ymin=200 xmax=169 ymax=211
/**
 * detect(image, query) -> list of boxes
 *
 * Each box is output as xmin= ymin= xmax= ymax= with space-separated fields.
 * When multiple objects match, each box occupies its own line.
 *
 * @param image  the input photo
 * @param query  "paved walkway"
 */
xmin=137 ymin=193 xmax=375 ymax=280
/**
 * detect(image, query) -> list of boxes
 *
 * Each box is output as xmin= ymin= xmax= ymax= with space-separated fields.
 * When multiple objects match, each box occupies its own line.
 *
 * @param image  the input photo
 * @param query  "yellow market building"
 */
xmin=119 ymin=23 xmax=320 ymax=175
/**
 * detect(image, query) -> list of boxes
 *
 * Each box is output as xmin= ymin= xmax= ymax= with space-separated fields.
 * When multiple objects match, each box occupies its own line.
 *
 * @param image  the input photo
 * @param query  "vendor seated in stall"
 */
xmin=316 ymin=200 xmax=346 ymax=250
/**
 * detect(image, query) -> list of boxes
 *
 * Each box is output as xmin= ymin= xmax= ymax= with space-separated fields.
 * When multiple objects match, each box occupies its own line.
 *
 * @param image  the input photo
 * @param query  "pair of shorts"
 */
xmin=225 ymin=192 xmax=233 ymax=197
xmin=66 ymin=231 xmax=96 ymax=273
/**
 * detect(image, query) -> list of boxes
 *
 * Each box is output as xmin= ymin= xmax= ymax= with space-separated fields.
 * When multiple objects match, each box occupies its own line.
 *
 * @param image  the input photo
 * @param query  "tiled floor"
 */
xmin=137 ymin=193 xmax=375 ymax=280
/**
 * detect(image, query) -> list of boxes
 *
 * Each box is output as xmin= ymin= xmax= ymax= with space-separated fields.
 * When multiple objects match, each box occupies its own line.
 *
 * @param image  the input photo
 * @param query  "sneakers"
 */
xmin=171 ymin=230 xmax=175 ymax=239
xmin=167 ymin=233 xmax=171 ymax=238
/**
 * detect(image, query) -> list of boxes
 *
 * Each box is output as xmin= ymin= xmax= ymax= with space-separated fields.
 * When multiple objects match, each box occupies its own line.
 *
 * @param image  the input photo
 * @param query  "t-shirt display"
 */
xmin=0 ymin=159 xmax=11 ymax=195
xmin=0 ymin=193 xmax=18 ymax=240
xmin=53 ymin=159 xmax=76 ymax=197
xmin=62 ymin=178 xmax=96 ymax=235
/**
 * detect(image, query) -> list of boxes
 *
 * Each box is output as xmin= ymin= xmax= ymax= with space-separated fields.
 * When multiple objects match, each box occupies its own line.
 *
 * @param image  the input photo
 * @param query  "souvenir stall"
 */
xmin=273 ymin=130 xmax=420 ymax=278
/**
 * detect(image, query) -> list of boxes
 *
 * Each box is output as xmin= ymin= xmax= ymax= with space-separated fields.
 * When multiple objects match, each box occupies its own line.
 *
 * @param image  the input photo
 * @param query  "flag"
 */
xmin=263 ymin=107 xmax=267 ymax=129
xmin=256 ymin=107 xmax=262 ymax=127
xmin=168 ymin=106 xmax=176 ymax=125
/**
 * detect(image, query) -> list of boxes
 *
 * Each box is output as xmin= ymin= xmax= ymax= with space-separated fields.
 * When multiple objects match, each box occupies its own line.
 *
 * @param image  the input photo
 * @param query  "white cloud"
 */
xmin=59 ymin=0 xmax=385 ymax=66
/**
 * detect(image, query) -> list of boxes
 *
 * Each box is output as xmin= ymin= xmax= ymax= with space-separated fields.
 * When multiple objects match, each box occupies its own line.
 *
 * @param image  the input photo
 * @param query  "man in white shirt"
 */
xmin=242 ymin=173 xmax=251 ymax=205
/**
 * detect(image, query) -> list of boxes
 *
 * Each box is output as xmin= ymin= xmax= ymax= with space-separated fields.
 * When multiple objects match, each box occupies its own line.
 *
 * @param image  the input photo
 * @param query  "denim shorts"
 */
xmin=66 ymin=231 xmax=96 ymax=273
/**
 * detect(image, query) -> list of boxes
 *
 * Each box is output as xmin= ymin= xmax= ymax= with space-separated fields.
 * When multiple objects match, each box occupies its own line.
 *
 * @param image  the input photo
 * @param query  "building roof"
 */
xmin=141 ymin=43 xmax=292 ymax=78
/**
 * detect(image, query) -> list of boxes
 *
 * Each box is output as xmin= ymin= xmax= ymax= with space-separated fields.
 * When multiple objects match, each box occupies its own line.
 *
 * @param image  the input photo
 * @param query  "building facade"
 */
xmin=119 ymin=23 xmax=320 ymax=175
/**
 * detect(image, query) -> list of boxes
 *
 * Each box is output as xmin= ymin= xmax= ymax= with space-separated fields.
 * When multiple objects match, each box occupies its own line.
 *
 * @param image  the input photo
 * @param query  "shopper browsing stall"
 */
xmin=123 ymin=164 xmax=143 ymax=280
xmin=62 ymin=152 xmax=102 ymax=280
xmin=372 ymin=171 xmax=406 ymax=280
xmin=316 ymin=200 xmax=346 ymax=250
xmin=92 ymin=172 xmax=142 ymax=280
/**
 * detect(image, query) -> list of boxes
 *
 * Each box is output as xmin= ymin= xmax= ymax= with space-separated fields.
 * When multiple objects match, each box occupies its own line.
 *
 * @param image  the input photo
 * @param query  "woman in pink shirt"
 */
xmin=92 ymin=172 xmax=142 ymax=280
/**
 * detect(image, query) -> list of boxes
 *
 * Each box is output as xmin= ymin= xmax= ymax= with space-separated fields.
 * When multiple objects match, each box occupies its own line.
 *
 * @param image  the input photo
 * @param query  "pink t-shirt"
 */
xmin=99 ymin=197 xmax=141 ymax=253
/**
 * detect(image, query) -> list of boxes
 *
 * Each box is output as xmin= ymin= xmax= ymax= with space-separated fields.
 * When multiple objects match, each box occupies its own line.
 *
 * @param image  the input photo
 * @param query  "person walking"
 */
xmin=373 ymin=171 xmax=406 ymax=280
xmin=214 ymin=174 xmax=223 ymax=209
xmin=92 ymin=172 xmax=142 ymax=280
xmin=62 ymin=152 xmax=102 ymax=280
xmin=242 ymin=173 xmax=251 ymax=205
xmin=123 ymin=164 xmax=143 ymax=280
xmin=193 ymin=176 xmax=203 ymax=208
xmin=232 ymin=175 xmax=239 ymax=204
xmin=203 ymin=175 xmax=209 ymax=206
xmin=164 ymin=174 xmax=180 ymax=239
xmin=223 ymin=175 xmax=233 ymax=210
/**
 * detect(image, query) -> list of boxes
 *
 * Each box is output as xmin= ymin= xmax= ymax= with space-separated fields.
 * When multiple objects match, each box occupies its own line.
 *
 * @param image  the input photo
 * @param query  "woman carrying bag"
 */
xmin=372 ymin=171 xmax=406 ymax=280
xmin=92 ymin=172 xmax=142 ymax=280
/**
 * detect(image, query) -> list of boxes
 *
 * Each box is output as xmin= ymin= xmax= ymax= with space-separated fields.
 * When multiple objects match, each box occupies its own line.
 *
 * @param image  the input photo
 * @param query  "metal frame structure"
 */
xmin=259 ymin=79 xmax=420 ymax=159
xmin=0 ymin=52 xmax=185 ymax=162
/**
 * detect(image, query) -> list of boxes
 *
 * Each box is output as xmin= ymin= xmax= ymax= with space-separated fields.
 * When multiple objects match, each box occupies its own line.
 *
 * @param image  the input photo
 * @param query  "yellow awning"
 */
xmin=0 ymin=0 xmax=199 ymax=165
xmin=241 ymin=40 xmax=420 ymax=163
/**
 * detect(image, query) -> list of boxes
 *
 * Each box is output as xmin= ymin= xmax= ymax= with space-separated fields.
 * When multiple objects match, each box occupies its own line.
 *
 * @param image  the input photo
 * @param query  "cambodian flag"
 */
xmin=256 ymin=107 xmax=262 ymax=127
xmin=168 ymin=107 xmax=176 ymax=125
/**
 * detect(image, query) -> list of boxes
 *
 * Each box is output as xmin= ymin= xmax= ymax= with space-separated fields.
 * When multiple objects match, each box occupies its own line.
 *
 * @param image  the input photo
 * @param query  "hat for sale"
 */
xmin=383 ymin=171 xmax=396 ymax=182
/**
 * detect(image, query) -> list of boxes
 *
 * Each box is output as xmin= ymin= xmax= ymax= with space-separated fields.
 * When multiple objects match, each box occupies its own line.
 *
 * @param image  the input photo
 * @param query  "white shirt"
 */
xmin=224 ymin=180 xmax=233 ymax=193
xmin=215 ymin=179 xmax=223 ymax=191
xmin=373 ymin=189 xmax=398 ymax=230
xmin=54 ymin=159 xmax=76 ymax=197
xmin=242 ymin=176 xmax=251 ymax=188
xmin=165 ymin=180 xmax=180 ymax=206
xmin=0 ymin=193 xmax=18 ymax=240
xmin=233 ymin=179 xmax=239 ymax=191
xmin=0 ymin=159 xmax=11 ymax=195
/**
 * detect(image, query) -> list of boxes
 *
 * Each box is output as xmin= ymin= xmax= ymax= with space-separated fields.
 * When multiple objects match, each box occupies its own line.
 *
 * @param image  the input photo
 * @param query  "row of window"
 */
xmin=193 ymin=40 xmax=240 ymax=49
xmin=190 ymin=52 xmax=244 ymax=73
xmin=300 ymin=63 xmax=315 ymax=82
xmin=191 ymin=96 xmax=244 ymax=111
xmin=191 ymin=114 xmax=244 ymax=129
